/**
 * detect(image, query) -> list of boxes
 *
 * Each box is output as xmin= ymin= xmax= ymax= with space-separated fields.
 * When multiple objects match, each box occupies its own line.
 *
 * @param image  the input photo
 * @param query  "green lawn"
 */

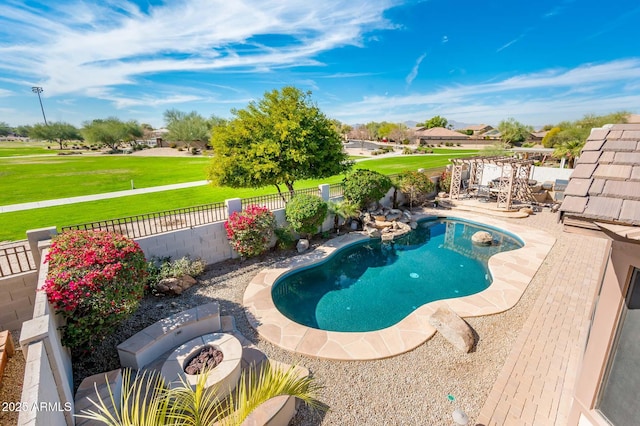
xmin=0 ymin=155 xmax=211 ymax=205
xmin=0 ymin=150 xmax=477 ymax=242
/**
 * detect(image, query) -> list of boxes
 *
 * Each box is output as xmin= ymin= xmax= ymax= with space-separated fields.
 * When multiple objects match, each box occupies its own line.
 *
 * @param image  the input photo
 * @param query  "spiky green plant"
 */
xmin=222 ymin=362 xmax=324 ymax=425
xmin=76 ymin=363 xmax=323 ymax=426
xmin=75 ymin=369 xmax=170 ymax=426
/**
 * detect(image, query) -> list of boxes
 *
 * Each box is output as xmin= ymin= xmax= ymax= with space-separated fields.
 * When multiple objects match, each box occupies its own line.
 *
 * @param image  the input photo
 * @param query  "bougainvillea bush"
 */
xmin=224 ymin=205 xmax=276 ymax=258
xmin=43 ymin=230 xmax=147 ymax=350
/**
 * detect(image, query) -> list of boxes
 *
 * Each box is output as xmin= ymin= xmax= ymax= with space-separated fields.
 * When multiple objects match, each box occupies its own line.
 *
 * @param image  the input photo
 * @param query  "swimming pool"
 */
xmin=272 ymin=218 xmax=523 ymax=332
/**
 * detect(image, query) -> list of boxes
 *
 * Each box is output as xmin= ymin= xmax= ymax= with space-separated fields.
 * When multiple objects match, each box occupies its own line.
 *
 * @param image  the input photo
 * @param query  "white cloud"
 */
xmin=442 ymin=35 xmax=448 ymax=43
xmin=405 ymin=53 xmax=426 ymax=85
xmin=330 ymin=59 xmax=640 ymax=125
xmin=0 ymin=0 xmax=400 ymax=104
xmin=0 ymin=88 xmax=13 ymax=97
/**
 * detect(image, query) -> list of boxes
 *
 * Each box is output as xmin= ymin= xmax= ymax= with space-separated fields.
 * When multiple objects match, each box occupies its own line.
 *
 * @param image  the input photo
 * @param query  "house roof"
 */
xmin=561 ymin=124 xmax=640 ymax=234
xmin=462 ymin=124 xmax=492 ymax=132
xmin=415 ymin=127 xmax=468 ymax=138
xmin=530 ymin=131 xmax=549 ymax=139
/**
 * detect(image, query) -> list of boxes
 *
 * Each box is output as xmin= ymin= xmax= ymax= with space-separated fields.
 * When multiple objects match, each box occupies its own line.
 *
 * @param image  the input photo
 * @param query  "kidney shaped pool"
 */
xmin=271 ymin=217 xmax=523 ymax=332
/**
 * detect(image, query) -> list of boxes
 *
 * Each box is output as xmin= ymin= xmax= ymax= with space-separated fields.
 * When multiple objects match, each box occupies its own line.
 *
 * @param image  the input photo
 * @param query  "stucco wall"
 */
xmin=0 ymin=271 xmax=38 ymax=333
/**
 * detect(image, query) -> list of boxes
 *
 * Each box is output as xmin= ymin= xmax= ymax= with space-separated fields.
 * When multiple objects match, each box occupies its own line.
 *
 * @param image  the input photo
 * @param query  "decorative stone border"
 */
xmin=161 ymin=333 xmax=243 ymax=399
xmin=243 ymin=211 xmax=556 ymax=360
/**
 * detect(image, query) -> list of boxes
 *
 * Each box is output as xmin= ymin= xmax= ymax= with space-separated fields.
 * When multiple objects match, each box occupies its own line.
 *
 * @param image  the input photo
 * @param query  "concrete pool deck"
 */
xmin=243 ymin=211 xmax=556 ymax=360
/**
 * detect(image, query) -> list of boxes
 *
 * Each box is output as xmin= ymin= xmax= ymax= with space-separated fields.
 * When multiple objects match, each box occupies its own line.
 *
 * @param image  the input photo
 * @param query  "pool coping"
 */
xmin=243 ymin=211 xmax=556 ymax=361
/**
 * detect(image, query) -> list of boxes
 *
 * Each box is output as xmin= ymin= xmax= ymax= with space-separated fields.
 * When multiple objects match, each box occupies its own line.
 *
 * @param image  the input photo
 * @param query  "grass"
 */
xmin=0 ymin=155 xmax=211 ymax=205
xmin=0 ymin=150 xmax=477 ymax=242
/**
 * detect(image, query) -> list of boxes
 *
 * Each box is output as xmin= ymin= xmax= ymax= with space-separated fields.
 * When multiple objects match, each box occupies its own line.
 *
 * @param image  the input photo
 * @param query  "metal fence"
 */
xmin=61 ymin=202 xmax=228 ymax=239
xmin=0 ymin=241 xmax=36 ymax=277
xmin=241 ymin=187 xmax=322 ymax=211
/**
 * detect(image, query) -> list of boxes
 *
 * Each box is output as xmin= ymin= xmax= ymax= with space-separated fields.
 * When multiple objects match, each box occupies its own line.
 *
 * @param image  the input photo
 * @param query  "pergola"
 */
xmin=448 ymin=156 xmax=535 ymax=210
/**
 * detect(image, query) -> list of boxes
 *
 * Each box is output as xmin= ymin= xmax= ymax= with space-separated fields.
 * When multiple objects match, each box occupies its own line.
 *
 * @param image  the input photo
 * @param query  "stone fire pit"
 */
xmin=161 ymin=332 xmax=242 ymax=399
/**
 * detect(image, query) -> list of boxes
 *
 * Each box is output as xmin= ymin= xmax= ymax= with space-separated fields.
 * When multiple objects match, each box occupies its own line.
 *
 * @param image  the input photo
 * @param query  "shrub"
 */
xmin=397 ymin=170 xmax=435 ymax=207
xmin=146 ymin=256 xmax=206 ymax=289
xmin=43 ymin=230 xmax=147 ymax=350
xmin=285 ymin=194 xmax=328 ymax=238
xmin=169 ymin=142 xmax=178 ymax=148
xmin=224 ymin=205 xmax=276 ymax=258
xmin=274 ymin=226 xmax=296 ymax=249
xmin=343 ymin=169 xmax=393 ymax=209
xmin=402 ymin=147 xmax=414 ymax=155
xmin=439 ymin=170 xmax=452 ymax=192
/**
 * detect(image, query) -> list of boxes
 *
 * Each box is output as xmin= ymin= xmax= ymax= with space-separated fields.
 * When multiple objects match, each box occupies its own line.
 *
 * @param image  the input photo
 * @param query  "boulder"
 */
xmin=375 ymin=220 xmax=394 ymax=229
xmin=385 ymin=211 xmax=402 ymax=221
xmin=296 ymin=239 xmax=310 ymax=253
xmin=471 ymin=231 xmax=493 ymax=245
xmin=429 ymin=307 xmax=475 ymax=353
xmin=381 ymin=233 xmax=395 ymax=242
xmin=519 ymin=207 xmax=534 ymax=215
xmin=410 ymin=221 xmax=418 ymax=230
xmin=364 ymin=225 xmax=381 ymax=238
xmin=156 ymin=275 xmax=198 ymax=296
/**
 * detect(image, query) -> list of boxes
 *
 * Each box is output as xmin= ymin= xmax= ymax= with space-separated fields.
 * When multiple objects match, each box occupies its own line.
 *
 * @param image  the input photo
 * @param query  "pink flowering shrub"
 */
xmin=224 ymin=205 xmax=276 ymax=258
xmin=43 ymin=230 xmax=147 ymax=350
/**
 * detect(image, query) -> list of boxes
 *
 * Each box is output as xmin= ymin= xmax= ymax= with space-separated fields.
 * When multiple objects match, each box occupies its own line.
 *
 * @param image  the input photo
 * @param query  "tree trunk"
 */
xmin=274 ymin=184 xmax=288 ymax=204
xmin=285 ymin=182 xmax=295 ymax=199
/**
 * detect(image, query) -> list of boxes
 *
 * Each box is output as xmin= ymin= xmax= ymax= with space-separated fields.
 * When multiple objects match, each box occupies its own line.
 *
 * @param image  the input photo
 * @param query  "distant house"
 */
xmin=414 ymin=127 xmax=469 ymax=145
xmin=461 ymin=124 xmax=493 ymax=135
xmin=528 ymin=130 xmax=549 ymax=142
xmin=478 ymin=128 xmax=502 ymax=140
xmin=561 ymin=124 xmax=640 ymax=425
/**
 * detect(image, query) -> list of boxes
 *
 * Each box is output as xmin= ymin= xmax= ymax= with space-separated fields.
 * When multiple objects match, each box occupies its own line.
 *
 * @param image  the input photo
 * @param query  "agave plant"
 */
xmin=76 ymin=362 xmax=323 ymax=426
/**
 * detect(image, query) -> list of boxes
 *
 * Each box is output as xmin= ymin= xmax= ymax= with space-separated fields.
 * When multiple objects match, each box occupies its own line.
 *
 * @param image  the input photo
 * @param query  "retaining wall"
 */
xmin=0 ymin=271 xmax=38 ymax=333
xmin=19 ymin=245 xmax=75 ymax=426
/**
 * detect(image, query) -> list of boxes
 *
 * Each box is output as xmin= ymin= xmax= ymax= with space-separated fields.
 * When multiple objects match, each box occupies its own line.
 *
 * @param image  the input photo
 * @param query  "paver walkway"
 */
xmin=477 ymin=231 xmax=609 ymax=425
xmin=0 ymin=180 xmax=209 ymax=213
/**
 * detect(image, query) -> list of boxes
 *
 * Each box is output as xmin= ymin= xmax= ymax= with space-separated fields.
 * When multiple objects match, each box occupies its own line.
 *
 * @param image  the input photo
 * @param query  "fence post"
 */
xmin=226 ymin=198 xmax=242 ymax=218
xmin=26 ymin=227 xmax=57 ymax=268
xmin=319 ymin=184 xmax=330 ymax=202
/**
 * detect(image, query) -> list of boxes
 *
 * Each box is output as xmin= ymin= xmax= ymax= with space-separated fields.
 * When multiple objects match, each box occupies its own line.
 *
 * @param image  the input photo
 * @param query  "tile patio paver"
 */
xmin=477 ymin=231 xmax=609 ymax=426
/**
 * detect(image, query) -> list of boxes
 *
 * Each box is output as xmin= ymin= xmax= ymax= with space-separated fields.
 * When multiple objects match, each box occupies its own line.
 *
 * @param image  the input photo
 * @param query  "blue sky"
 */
xmin=1 ymin=0 xmax=639 ymax=128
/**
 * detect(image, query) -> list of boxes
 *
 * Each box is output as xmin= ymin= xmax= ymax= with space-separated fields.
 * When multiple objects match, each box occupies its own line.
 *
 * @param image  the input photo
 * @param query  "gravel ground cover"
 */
xmin=63 ymin=210 xmax=561 ymax=425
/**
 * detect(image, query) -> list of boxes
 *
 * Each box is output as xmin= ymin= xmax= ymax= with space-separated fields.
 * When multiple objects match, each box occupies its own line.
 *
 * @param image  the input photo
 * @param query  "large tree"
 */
xmin=419 ymin=115 xmax=450 ymax=129
xmin=208 ymin=86 xmax=352 ymax=197
xmin=163 ymin=109 xmax=211 ymax=148
xmin=497 ymin=118 xmax=533 ymax=145
xmin=30 ymin=122 xmax=81 ymax=149
xmin=82 ymin=118 xmax=142 ymax=151
xmin=0 ymin=121 xmax=11 ymax=136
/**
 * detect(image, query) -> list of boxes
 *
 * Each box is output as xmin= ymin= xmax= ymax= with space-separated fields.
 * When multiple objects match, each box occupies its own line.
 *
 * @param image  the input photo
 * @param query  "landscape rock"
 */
xmin=364 ymin=225 xmax=381 ymax=238
xmin=410 ymin=221 xmax=418 ymax=230
xmin=296 ymin=239 xmax=310 ymax=253
xmin=471 ymin=231 xmax=493 ymax=245
xmin=519 ymin=207 xmax=534 ymax=215
xmin=156 ymin=275 xmax=197 ymax=296
xmin=385 ymin=211 xmax=402 ymax=221
xmin=429 ymin=307 xmax=475 ymax=353
xmin=375 ymin=220 xmax=394 ymax=229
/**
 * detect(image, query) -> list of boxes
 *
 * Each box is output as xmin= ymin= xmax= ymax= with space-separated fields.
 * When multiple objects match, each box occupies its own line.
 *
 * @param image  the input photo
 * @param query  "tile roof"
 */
xmin=414 ymin=127 xmax=469 ymax=138
xmin=561 ymin=124 xmax=640 ymax=226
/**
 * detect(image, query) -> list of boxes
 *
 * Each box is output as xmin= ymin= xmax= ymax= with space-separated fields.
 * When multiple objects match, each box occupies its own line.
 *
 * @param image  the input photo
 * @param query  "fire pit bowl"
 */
xmin=161 ymin=332 xmax=242 ymax=399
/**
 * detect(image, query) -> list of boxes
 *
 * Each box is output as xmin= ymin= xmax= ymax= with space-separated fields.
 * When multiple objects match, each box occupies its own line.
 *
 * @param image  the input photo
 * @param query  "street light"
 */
xmin=31 ymin=86 xmax=48 ymax=125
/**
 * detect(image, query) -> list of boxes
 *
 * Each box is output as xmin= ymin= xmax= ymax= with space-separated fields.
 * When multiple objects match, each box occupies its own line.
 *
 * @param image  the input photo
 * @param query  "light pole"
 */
xmin=31 ymin=86 xmax=48 ymax=125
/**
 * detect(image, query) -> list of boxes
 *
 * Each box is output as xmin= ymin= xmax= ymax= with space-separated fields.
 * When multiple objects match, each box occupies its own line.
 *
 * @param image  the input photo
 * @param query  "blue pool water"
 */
xmin=272 ymin=218 xmax=523 ymax=332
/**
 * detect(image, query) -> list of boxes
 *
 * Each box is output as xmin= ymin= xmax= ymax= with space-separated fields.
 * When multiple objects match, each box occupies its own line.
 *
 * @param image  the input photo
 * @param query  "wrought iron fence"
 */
xmin=0 ymin=241 xmax=36 ymax=277
xmin=241 ymin=187 xmax=321 ymax=211
xmin=61 ymin=202 xmax=228 ymax=239
xmin=328 ymin=183 xmax=344 ymax=198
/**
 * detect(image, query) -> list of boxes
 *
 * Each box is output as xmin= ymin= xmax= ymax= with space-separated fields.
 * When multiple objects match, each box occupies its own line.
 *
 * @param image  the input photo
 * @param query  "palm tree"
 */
xmin=76 ymin=363 xmax=324 ymax=426
xmin=553 ymin=139 xmax=584 ymax=168
xmin=328 ymin=200 xmax=360 ymax=231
